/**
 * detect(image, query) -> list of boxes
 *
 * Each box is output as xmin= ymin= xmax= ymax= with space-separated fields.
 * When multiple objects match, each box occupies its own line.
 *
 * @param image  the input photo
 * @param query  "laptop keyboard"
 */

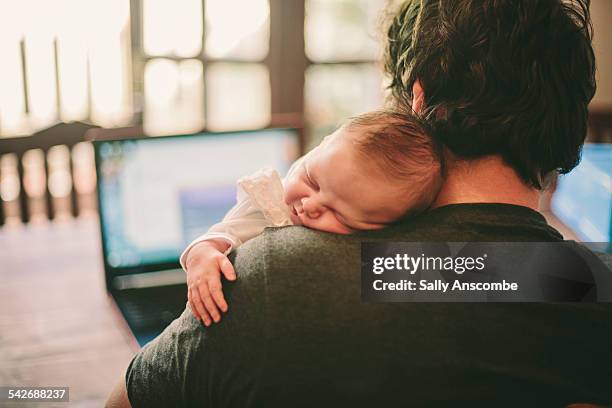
xmin=114 ymin=284 xmax=187 ymax=331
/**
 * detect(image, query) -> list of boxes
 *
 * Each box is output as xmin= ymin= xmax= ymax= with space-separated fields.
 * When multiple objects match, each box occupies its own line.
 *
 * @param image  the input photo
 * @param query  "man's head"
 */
xmin=383 ymin=0 xmax=596 ymax=189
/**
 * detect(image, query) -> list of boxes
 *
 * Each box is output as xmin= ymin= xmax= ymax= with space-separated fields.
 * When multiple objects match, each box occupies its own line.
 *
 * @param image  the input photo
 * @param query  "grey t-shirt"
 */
xmin=126 ymin=204 xmax=612 ymax=407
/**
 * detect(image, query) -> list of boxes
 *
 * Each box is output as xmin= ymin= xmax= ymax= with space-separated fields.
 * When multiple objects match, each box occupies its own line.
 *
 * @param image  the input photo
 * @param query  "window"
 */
xmin=205 ymin=0 xmax=269 ymax=60
xmin=305 ymin=0 xmax=382 ymax=62
xmin=139 ymin=0 xmax=271 ymax=135
xmin=304 ymin=0 xmax=386 ymax=146
xmin=0 ymin=0 xmax=133 ymax=137
xmin=0 ymin=0 xmax=385 ymax=145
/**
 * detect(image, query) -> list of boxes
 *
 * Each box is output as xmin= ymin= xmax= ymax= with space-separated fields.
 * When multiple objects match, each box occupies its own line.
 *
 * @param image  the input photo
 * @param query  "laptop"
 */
xmin=552 ymin=142 xmax=611 ymax=253
xmin=93 ymin=128 xmax=301 ymax=346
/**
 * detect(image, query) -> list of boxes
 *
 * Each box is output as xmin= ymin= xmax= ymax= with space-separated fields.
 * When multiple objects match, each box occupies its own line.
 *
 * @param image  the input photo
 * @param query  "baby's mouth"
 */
xmin=289 ymin=205 xmax=303 ymax=225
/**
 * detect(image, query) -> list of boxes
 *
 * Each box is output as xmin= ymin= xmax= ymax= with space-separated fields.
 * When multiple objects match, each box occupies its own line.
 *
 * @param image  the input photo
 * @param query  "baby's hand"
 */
xmin=185 ymin=240 xmax=236 ymax=326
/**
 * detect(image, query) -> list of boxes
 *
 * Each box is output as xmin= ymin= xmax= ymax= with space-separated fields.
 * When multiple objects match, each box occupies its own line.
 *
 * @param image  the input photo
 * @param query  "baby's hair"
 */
xmin=345 ymin=110 xmax=444 ymax=216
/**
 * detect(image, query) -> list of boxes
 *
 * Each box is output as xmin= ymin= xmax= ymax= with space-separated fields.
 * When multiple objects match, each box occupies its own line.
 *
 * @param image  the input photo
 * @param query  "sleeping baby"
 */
xmin=180 ymin=110 xmax=443 ymax=325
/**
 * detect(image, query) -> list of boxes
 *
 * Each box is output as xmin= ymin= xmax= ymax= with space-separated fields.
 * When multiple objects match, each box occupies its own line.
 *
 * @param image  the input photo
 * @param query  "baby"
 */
xmin=181 ymin=110 xmax=443 ymax=325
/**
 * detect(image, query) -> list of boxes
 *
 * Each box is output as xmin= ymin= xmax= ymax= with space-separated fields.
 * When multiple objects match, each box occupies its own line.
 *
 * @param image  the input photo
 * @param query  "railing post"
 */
xmin=69 ymin=146 xmax=79 ymax=218
xmin=16 ymin=153 xmax=29 ymax=224
xmin=44 ymin=149 xmax=55 ymax=221
xmin=0 ymin=164 xmax=4 ymax=226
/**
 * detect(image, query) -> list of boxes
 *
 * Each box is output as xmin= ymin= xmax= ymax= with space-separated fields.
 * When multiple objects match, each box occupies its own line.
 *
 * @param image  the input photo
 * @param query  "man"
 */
xmin=107 ymin=0 xmax=611 ymax=406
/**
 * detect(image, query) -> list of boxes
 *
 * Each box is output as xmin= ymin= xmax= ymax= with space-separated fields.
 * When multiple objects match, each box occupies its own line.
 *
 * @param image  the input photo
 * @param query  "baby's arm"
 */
xmin=182 ymin=196 xmax=276 ymax=325
xmin=184 ymin=239 xmax=233 ymax=326
xmin=182 ymin=167 xmax=292 ymax=325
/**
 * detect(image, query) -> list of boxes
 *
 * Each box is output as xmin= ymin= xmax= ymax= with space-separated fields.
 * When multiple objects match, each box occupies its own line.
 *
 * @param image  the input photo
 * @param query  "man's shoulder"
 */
xmin=234 ymin=226 xmax=361 ymax=282
xmin=232 ymin=226 xmax=361 ymax=292
xmin=238 ymin=226 xmax=358 ymax=258
xmin=265 ymin=225 xmax=359 ymax=253
xmin=237 ymin=222 xmax=445 ymax=277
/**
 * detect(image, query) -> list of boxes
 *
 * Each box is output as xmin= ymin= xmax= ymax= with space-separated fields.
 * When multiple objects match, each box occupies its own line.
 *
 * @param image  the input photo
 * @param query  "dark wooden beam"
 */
xmin=43 ymin=148 xmax=55 ymax=221
xmin=268 ymin=0 xmax=306 ymax=116
xmin=0 ymin=164 xmax=4 ymax=226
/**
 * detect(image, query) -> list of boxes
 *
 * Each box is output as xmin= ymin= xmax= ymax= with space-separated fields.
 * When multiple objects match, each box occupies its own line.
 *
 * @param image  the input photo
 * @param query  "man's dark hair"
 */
xmin=383 ymin=0 xmax=596 ymax=188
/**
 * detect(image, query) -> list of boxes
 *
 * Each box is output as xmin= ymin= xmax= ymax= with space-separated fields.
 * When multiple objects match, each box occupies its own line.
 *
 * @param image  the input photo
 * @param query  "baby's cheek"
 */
xmin=283 ymin=176 xmax=308 ymax=206
xmin=313 ymin=213 xmax=351 ymax=234
xmin=282 ymin=178 xmax=297 ymax=203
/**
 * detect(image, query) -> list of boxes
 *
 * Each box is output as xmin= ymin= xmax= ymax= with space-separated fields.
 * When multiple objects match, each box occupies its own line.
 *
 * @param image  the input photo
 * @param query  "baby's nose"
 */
xmin=301 ymin=198 xmax=322 ymax=219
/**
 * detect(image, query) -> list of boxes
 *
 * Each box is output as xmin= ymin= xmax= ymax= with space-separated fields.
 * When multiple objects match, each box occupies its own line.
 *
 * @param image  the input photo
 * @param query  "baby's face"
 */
xmin=283 ymin=127 xmax=411 ymax=234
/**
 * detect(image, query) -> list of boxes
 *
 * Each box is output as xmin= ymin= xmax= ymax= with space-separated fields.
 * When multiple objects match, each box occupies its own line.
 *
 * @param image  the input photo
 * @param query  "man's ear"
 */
xmin=412 ymin=80 xmax=425 ymax=114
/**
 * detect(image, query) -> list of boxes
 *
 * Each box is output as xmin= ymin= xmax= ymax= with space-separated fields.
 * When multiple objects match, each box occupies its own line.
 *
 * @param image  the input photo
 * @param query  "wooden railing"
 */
xmin=0 ymin=122 xmax=97 ymax=226
xmin=0 ymin=114 xmax=305 ymax=227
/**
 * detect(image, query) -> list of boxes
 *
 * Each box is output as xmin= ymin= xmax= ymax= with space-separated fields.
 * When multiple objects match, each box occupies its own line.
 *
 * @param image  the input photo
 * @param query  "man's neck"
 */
xmin=432 ymin=155 xmax=540 ymax=210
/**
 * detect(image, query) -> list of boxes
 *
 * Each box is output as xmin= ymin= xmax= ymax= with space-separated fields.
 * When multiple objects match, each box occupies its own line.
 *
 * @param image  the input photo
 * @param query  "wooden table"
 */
xmin=0 ymin=218 xmax=138 ymax=407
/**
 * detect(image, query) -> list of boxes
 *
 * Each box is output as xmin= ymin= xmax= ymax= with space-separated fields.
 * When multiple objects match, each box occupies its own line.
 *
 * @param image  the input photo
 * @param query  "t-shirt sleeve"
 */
xmin=125 ymin=234 xmax=269 ymax=407
xmin=125 ymin=308 xmax=205 ymax=407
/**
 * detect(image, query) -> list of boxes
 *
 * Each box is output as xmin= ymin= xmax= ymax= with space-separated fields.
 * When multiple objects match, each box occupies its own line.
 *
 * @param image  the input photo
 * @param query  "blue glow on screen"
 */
xmin=97 ymin=129 xmax=299 ymax=268
xmin=552 ymin=143 xmax=611 ymax=244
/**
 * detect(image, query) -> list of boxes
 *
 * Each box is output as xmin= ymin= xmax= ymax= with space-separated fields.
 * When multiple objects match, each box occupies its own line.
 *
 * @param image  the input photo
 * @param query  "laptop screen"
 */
xmin=94 ymin=128 xmax=300 ymax=274
xmin=552 ymin=143 xmax=611 ymax=244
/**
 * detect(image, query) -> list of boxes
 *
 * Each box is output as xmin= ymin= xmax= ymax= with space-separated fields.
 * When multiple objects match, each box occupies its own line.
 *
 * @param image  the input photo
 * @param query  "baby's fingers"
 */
xmin=187 ymin=289 xmax=200 ymax=321
xmin=208 ymin=277 xmax=228 ymax=313
xmin=190 ymin=286 xmax=212 ymax=326
xmin=219 ymin=257 xmax=236 ymax=281
xmin=198 ymin=283 xmax=221 ymax=323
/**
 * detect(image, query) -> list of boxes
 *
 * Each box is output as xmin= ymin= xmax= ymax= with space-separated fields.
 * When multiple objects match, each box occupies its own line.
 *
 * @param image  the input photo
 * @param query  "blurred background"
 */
xmin=0 ymin=0 xmax=610 ymax=406
xmin=0 ymin=0 xmax=391 ymax=226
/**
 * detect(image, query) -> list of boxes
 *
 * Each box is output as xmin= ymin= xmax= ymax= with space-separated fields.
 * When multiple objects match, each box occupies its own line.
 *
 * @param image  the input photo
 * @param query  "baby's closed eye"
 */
xmin=304 ymin=164 xmax=319 ymax=191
